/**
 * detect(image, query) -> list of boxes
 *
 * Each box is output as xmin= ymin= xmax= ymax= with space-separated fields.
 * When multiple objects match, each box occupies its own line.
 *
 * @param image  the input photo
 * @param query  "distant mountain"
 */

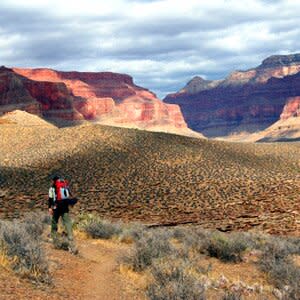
xmin=164 ymin=53 xmax=300 ymax=139
xmin=0 ymin=66 xmax=201 ymax=138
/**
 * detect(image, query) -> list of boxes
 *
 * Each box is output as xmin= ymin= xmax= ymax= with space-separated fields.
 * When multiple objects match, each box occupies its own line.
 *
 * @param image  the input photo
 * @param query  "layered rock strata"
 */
xmin=0 ymin=66 xmax=200 ymax=137
xmin=164 ymin=53 xmax=300 ymax=137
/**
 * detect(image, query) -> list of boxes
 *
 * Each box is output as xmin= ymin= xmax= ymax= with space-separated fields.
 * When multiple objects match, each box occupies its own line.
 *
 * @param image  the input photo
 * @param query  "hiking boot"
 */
xmin=68 ymin=242 xmax=79 ymax=255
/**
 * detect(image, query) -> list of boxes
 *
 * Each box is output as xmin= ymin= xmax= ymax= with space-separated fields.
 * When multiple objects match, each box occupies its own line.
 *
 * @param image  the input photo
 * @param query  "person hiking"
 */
xmin=48 ymin=175 xmax=78 ymax=254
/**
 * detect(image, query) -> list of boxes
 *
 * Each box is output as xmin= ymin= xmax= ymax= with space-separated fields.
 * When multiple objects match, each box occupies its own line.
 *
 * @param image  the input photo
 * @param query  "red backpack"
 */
xmin=54 ymin=179 xmax=70 ymax=201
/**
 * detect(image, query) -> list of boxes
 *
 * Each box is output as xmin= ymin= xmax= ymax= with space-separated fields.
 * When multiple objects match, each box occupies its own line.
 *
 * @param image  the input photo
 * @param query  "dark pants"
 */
xmin=51 ymin=209 xmax=73 ymax=241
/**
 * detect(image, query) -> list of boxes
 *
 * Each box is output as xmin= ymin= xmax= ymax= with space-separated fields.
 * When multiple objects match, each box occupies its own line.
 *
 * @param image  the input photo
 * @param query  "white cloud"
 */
xmin=0 ymin=0 xmax=299 ymax=98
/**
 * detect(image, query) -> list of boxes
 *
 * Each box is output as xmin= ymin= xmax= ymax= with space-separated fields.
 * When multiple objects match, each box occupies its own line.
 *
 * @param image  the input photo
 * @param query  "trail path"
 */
xmin=46 ymin=237 xmax=144 ymax=300
xmin=78 ymin=239 xmax=140 ymax=300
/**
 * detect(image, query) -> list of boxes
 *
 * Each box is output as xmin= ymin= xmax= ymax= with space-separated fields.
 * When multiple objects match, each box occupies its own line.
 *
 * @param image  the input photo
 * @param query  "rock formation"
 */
xmin=0 ymin=66 xmax=200 ymax=137
xmin=164 ymin=53 xmax=300 ymax=138
xmin=280 ymin=96 xmax=300 ymax=120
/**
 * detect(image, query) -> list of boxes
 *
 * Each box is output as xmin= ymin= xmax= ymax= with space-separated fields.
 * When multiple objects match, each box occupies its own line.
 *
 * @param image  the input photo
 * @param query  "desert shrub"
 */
xmin=74 ymin=213 xmax=101 ymax=231
xmin=222 ymin=291 xmax=243 ymax=300
xmin=22 ymin=211 xmax=49 ymax=240
xmin=84 ymin=220 xmax=122 ymax=239
xmin=204 ymin=232 xmax=247 ymax=263
xmin=259 ymin=238 xmax=297 ymax=265
xmin=259 ymin=239 xmax=300 ymax=299
xmin=171 ymin=227 xmax=190 ymax=240
xmin=261 ymin=257 xmax=300 ymax=299
xmin=283 ymin=236 xmax=300 ymax=255
xmin=118 ymin=222 xmax=146 ymax=244
xmin=0 ymin=220 xmax=50 ymax=284
xmin=146 ymin=259 xmax=206 ymax=300
xmin=75 ymin=213 xmax=123 ymax=239
xmin=250 ymin=233 xmax=300 ymax=256
xmin=180 ymin=228 xmax=212 ymax=255
xmin=124 ymin=230 xmax=173 ymax=272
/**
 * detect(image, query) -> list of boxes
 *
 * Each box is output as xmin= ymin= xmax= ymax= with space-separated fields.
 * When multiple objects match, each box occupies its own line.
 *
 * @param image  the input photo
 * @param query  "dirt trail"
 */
xmin=78 ymin=239 xmax=141 ymax=300
xmin=44 ymin=236 xmax=144 ymax=300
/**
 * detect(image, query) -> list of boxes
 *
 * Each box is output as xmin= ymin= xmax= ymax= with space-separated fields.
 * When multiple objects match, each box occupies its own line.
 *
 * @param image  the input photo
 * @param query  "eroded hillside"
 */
xmin=0 ymin=119 xmax=299 ymax=234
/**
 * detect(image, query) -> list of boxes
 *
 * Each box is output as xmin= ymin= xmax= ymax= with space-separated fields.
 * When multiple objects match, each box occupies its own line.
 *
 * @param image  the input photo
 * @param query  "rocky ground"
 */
xmin=0 ymin=114 xmax=299 ymax=235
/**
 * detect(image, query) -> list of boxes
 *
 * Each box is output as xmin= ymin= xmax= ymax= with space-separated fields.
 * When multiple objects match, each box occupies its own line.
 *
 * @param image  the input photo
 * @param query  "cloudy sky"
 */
xmin=0 ymin=0 xmax=299 ymax=98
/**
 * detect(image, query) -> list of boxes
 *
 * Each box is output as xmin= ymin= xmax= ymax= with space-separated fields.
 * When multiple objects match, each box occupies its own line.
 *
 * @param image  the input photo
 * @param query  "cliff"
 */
xmin=164 ymin=53 xmax=300 ymax=137
xmin=0 ymin=67 xmax=200 ymax=137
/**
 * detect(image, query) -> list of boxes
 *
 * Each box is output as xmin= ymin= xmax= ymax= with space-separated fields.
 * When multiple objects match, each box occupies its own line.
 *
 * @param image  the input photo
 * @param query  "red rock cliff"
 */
xmin=0 ymin=66 xmax=197 ymax=136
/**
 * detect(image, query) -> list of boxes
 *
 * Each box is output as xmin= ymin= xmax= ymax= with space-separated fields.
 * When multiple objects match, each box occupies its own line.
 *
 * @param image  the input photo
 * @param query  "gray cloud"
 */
xmin=0 ymin=0 xmax=299 ymax=98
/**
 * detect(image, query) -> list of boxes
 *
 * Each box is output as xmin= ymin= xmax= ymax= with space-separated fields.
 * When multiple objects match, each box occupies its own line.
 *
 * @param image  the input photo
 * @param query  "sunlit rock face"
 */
xmin=280 ymin=97 xmax=300 ymax=120
xmin=164 ymin=53 xmax=300 ymax=137
xmin=0 ymin=66 xmax=200 ymax=137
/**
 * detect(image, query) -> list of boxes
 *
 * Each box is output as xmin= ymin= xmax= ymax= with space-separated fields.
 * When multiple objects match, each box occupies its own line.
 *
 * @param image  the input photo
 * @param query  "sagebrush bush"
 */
xmin=146 ymin=259 xmax=206 ymax=300
xmin=0 ymin=220 xmax=50 ymax=284
xmin=124 ymin=230 xmax=173 ymax=272
xmin=222 ymin=291 xmax=243 ymax=300
xmin=204 ymin=232 xmax=248 ymax=263
xmin=84 ymin=220 xmax=122 ymax=239
xmin=75 ymin=213 xmax=123 ymax=239
xmin=118 ymin=222 xmax=145 ymax=244
xmin=180 ymin=228 xmax=211 ymax=255
xmin=171 ymin=227 xmax=189 ymax=240
xmin=74 ymin=213 xmax=101 ymax=231
xmin=258 ymin=239 xmax=300 ymax=299
xmin=53 ymin=237 xmax=70 ymax=251
xmin=22 ymin=211 xmax=49 ymax=240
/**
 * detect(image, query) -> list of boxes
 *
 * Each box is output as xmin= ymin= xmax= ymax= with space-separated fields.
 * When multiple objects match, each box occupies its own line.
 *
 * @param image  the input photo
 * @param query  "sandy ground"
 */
xmin=0 ymin=235 xmax=144 ymax=300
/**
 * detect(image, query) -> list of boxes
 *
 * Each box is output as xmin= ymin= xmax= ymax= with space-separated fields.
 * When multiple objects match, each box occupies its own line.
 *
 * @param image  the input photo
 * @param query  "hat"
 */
xmin=52 ymin=175 xmax=60 ymax=181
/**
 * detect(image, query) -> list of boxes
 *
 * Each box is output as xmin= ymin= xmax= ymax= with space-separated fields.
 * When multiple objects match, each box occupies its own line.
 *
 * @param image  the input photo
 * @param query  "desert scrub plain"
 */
xmin=72 ymin=214 xmax=300 ymax=299
xmin=0 ymin=120 xmax=299 ymax=234
xmin=1 ymin=213 xmax=299 ymax=299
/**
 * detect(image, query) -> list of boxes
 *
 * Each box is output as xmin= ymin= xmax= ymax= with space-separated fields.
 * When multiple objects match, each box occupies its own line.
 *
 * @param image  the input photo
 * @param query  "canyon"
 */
xmin=164 ymin=53 xmax=300 ymax=140
xmin=0 ymin=66 xmax=200 ymax=137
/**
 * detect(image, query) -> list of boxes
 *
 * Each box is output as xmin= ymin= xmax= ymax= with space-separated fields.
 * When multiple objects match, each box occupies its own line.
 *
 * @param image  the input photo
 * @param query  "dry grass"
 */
xmin=118 ymin=223 xmax=300 ymax=299
xmin=0 ymin=213 xmax=50 ymax=284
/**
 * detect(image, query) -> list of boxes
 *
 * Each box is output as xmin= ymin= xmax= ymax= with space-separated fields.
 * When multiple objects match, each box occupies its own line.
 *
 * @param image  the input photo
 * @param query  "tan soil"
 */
xmin=0 ymin=236 xmax=144 ymax=300
xmin=0 ymin=110 xmax=56 ymax=128
xmin=0 ymin=234 xmax=280 ymax=300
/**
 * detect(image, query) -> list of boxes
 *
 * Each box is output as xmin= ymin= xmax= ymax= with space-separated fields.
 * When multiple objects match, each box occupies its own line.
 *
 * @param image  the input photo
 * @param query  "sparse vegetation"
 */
xmin=0 ymin=209 xmax=299 ymax=299
xmin=22 ymin=211 xmax=50 ymax=240
xmin=84 ymin=220 xmax=122 ymax=239
xmin=75 ymin=213 xmax=123 ymax=239
xmin=53 ymin=213 xmax=300 ymax=299
xmin=204 ymin=232 xmax=248 ymax=262
xmin=222 ymin=291 xmax=243 ymax=300
xmin=119 ymin=222 xmax=300 ymax=300
xmin=0 ymin=213 xmax=50 ymax=284
xmin=118 ymin=222 xmax=145 ymax=244
xmin=0 ymin=124 xmax=299 ymax=235
xmin=259 ymin=237 xmax=300 ymax=299
xmin=75 ymin=213 xmax=145 ymax=242
xmin=125 ymin=230 xmax=173 ymax=272
xmin=146 ymin=259 xmax=206 ymax=300
xmin=0 ymin=124 xmax=299 ymax=298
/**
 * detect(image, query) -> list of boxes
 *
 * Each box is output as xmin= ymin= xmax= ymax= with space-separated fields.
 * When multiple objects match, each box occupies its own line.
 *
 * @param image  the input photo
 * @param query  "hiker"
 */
xmin=48 ymin=175 xmax=78 ymax=254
